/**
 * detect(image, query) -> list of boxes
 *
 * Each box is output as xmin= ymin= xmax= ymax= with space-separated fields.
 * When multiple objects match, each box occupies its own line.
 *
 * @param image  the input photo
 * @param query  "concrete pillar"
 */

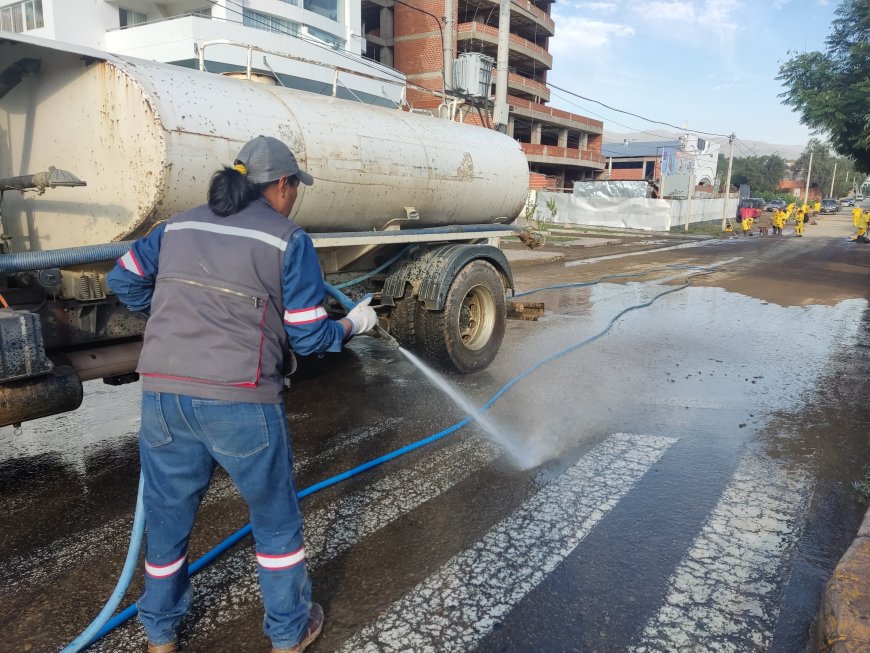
xmin=558 ymin=128 xmax=568 ymax=148
xmin=556 ymin=169 xmax=565 ymax=189
xmin=380 ymin=46 xmax=394 ymax=67
xmin=507 ymin=115 xmax=515 ymax=138
xmin=580 ymin=132 xmax=588 ymax=149
xmin=531 ymin=122 xmax=542 ymax=145
xmin=380 ymin=6 xmax=393 ymax=39
xmin=378 ymin=6 xmax=394 ymax=67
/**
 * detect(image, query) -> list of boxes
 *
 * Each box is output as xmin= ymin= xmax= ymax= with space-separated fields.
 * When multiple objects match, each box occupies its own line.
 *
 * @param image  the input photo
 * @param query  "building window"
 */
xmin=0 ymin=0 xmax=43 ymax=33
xmin=306 ymin=25 xmax=344 ymax=48
xmin=192 ymin=7 xmax=212 ymax=18
xmin=611 ymin=161 xmax=643 ymax=170
xmin=242 ymin=8 xmax=300 ymax=36
xmin=119 ymin=7 xmax=147 ymax=28
xmin=304 ymin=0 xmax=340 ymax=22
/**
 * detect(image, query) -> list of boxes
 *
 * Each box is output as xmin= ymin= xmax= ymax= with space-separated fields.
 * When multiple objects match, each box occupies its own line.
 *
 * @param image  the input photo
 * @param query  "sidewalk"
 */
xmin=817 ymin=505 xmax=870 ymax=652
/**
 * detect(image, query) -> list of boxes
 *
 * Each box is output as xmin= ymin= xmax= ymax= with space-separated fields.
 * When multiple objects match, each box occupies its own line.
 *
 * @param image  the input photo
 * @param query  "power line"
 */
xmin=545 ymin=86 xmax=672 ymax=141
xmin=545 ymin=80 xmax=732 ymax=138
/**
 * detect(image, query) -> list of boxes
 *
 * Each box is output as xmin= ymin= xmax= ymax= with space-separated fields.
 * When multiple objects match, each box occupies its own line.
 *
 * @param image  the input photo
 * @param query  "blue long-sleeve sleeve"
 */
xmin=106 ymin=224 xmax=165 ymax=314
xmin=280 ymin=230 xmax=346 ymax=355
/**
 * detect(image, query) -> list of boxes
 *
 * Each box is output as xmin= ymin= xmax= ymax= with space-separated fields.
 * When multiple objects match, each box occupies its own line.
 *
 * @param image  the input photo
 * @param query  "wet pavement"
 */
xmin=1 ymin=212 xmax=868 ymax=652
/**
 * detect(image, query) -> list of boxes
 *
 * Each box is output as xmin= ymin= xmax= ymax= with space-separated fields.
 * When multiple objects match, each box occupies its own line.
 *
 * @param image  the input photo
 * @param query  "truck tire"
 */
xmin=389 ymin=286 xmax=418 ymax=349
xmin=416 ymin=260 xmax=506 ymax=374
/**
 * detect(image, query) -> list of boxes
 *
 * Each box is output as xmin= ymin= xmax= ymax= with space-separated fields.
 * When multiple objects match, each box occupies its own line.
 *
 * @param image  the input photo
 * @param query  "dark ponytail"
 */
xmin=208 ymin=167 xmax=263 ymax=217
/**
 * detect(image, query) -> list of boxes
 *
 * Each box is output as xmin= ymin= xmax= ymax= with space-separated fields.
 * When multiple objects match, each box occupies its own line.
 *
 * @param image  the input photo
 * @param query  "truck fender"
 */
xmin=382 ymin=244 xmax=513 ymax=311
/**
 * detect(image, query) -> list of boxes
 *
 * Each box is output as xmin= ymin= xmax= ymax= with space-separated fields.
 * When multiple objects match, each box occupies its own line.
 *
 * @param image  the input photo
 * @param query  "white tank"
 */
xmin=0 ymin=35 xmax=529 ymax=251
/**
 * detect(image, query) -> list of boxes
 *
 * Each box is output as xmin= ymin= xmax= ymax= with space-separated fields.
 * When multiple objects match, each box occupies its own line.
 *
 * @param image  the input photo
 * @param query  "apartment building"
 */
xmin=361 ymin=0 xmax=605 ymax=188
xmin=0 ymin=0 xmax=404 ymax=105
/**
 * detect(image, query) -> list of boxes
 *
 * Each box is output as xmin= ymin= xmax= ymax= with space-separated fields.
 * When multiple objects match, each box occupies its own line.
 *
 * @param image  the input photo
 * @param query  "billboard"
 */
xmin=660 ymin=147 xmax=694 ymax=176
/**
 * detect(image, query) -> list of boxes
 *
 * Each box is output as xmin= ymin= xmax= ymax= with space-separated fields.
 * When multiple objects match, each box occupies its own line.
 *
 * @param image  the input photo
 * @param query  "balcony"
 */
xmin=103 ymin=15 xmax=404 ymax=106
xmin=521 ymin=143 xmax=606 ymax=169
xmin=508 ymin=72 xmax=550 ymax=103
xmin=508 ymin=95 xmax=603 ymax=133
xmin=462 ymin=0 xmax=554 ymax=40
xmin=455 ymin=21 xmax=552 ymax=73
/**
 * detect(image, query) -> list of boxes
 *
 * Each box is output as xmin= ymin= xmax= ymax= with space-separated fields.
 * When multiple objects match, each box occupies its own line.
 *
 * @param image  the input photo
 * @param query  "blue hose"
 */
xmin=61 ymin=472 xmax=145 ymax=653
xmin=0 ymin=242 xmax=132 ymax=273
xmin=65 ymin=270 xmax=710 ymax=649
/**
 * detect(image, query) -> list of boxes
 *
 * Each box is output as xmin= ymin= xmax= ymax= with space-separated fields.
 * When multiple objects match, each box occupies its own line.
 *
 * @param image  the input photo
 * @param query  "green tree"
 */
xmin=777 ymin=0 xmax=870 ymax=171
xmin=792 ymin=138 xmax=858 ymax=197
xmin=718 ymin=153 xmax=787 ymax=193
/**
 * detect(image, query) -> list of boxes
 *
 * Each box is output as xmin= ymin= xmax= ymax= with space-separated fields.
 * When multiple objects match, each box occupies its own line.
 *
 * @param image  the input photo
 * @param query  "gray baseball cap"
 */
xmin=235 ymin=135 xmax=314 ymax=186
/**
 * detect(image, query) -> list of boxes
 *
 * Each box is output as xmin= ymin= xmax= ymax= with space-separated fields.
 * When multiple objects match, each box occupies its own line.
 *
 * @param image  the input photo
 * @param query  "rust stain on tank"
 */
xmin=456 ymin=152 xmax=474 ymax=180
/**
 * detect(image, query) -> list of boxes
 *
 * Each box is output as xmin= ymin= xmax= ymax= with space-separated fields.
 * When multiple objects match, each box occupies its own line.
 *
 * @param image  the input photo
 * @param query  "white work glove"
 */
xmin=345 ymin=295 xmax=378 ymax=335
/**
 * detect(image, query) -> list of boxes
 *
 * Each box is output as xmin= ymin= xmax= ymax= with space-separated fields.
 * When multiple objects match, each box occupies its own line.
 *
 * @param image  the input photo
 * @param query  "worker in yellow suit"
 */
xmin=772 ymin=209 xmax=785 ymax=235
xmin=794 ymin=207 xmax=805 ymax=237
xmin=852 ymin=206 xmax=863 ymax=238
xmin=856 ymin=209 xmax=870 ymax=243
xmin=786 ymin=202 xmax=795 ymax=222
xmin=813 ymin=200 xmax=821 ymax=215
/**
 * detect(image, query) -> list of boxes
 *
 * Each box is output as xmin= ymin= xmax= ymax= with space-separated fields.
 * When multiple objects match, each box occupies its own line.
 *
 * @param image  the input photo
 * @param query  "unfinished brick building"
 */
xmin=362 ymin=0 xmax=605 ymax=188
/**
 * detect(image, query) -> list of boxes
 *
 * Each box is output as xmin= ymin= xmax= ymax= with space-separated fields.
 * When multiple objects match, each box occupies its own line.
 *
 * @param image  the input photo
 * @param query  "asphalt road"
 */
xmin=1 ymin=211 xmax=868 ymax=653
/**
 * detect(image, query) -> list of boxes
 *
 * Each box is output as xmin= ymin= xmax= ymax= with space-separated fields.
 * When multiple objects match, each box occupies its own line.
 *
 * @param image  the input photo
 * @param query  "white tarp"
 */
xmin=571 ymin=180 xmax=650 ymax=199
xmin=530 ymin=191 xmax=740 ymax=231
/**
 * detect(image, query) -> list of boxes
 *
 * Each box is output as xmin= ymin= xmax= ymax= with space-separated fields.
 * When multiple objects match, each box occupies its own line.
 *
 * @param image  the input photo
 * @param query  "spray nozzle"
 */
xmin=358 ymin=294 xmax=400 ymax=349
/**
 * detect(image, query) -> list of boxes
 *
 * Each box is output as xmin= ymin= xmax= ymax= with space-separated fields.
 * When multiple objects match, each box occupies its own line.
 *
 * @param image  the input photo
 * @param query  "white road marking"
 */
xmin=565 ymin=240 xmax=722 ymax=266
xmin=631 ymin=453 xmax=810 ymax=653
xmin=337 ymin=433 xmax=677 ymax=653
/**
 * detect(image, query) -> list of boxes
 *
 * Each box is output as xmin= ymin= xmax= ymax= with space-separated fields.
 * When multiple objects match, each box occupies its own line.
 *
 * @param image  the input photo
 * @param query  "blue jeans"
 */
xmin=137 ymin=392 xmax=311 ymax=648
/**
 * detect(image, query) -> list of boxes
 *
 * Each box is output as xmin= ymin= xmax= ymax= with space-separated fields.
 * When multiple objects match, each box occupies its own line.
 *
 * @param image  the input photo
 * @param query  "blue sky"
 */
xmin=546 ymin=0 xmax=840 ymax=149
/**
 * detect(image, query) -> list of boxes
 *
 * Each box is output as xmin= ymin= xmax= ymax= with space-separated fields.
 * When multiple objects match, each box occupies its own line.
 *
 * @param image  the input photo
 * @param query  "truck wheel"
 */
xmin=416 ymin=260 xmax=506 ymax=373
xmin=389 ymin=286 xmax=418 ymax=349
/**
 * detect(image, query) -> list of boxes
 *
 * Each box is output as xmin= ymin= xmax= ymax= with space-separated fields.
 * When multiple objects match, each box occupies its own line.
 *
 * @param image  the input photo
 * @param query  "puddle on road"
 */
xmin=0 ymin=380 xmax=141 ymax=472
xmin=483 ymin=281 xmax=867 ymax=468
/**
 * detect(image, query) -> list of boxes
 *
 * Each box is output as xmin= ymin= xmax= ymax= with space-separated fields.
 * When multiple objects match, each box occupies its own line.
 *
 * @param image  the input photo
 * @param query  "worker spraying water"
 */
xmin=106 ymin=136 xmax=378 ymax=653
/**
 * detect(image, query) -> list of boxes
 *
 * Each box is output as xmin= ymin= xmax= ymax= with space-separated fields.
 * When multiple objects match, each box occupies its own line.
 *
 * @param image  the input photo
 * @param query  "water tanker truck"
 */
xmin=0 ymin=33 xmax=532 ymax=428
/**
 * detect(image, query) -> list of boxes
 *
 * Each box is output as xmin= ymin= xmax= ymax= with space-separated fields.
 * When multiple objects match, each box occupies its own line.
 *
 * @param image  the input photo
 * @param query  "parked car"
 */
xmin=736 ymin=197 xmax=764 ymax=219
xmin=765 ymin=199 xmax=787 ymax=212
xmin=840 ymin=197 xmax=854 ymax=207
xmin=820 ymin=198 xmax=839 ymax=214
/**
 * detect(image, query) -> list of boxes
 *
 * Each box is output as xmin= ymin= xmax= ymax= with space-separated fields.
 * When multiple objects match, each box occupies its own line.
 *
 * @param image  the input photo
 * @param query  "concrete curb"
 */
xmin=502 ymin=249 xmax=565 ymax=267
xmin=817 ymin=504 xmax=870 ymax=652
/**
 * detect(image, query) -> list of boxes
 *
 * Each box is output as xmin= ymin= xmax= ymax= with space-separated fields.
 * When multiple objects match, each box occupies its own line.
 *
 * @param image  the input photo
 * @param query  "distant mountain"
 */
xmin=603 ymin=130 xmax=805 ymax=160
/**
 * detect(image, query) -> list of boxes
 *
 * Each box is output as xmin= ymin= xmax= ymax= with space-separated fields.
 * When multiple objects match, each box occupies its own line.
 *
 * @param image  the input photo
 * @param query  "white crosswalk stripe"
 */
xmin=337 ymin=433 xmax=677 ymax=653
xmin=631 ymin=453 xmax=810 ymax=653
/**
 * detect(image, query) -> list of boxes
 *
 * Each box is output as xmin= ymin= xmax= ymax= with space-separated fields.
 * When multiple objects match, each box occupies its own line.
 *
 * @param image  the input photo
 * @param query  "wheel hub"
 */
xmin=458 ymin=285 xmax=495 ymax=350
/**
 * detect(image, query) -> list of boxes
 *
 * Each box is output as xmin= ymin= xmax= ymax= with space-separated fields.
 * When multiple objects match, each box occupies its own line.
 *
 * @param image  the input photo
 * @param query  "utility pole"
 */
xmin=442 ymin=0 xmax=453 ymax=97
xmin=684 ymin=171 xmax=694 ymax=232
xmin=720 ymin=133 xmax=735 ymax=230
xmin=804 ymin=151 xmax=814 ymax=203
xmin=829 ymin=161 xmax=838 ymax=198
xmin=492 ymin=0 xmax=510 ymax=131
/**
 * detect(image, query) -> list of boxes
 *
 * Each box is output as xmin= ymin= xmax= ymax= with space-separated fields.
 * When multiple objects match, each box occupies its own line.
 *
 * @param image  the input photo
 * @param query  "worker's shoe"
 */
xmin=271 ymin=603 xmax=324 ymax=653
xmin=147 ymin=641 xmax=178 ymax=653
